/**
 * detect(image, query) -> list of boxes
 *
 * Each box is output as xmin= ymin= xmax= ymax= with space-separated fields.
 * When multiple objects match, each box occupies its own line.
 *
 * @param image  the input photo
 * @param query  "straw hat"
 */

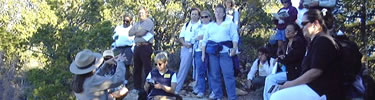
xmin=70 ymin=49 xmax=104 ymax=75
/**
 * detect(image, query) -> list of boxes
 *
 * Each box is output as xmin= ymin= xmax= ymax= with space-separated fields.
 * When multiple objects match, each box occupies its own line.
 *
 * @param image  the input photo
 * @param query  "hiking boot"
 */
xmin=209 ymin=91 xmax=215 ymax=99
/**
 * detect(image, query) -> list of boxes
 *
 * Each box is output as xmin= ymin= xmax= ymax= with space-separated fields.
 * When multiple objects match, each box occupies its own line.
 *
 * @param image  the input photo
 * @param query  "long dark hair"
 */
xmin=303 ymin=9 xmax=328 ymax=32
xmin=72 ymin=72 xmax=93 ymax=93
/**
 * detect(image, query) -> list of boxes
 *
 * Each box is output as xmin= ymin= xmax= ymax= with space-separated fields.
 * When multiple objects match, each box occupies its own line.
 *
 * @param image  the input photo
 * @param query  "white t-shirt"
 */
xmin=112 ymin=25 xmax=134 ymax=47
xmin=193 ymin=23 xmax=210 ymax=52
xmin=247 ymin=58 xmax=276 ymax=80
xmin=179 ymin=20 xmax=201 ymax=44
xmin=202 ymin=20 xmax=239 ymax=53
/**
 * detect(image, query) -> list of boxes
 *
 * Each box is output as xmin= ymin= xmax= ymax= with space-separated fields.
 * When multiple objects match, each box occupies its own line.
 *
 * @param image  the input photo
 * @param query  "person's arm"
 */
xmin=230 ymin=22 xmax=239 ymax=56
xmin=89 ymin=55 xmax=127 ymax=91
xmin=280 ymin=7 xmax=298 ymax=23
xmin=135 ymin=19 xmax=154 ymax=37
xmin=144 ymin=73 xmax=152 ymax=92
xmin=280 ymin=68 xmax=322 ymax=89
xmin=247 ymin=59 xmax=259 ymax=80
xmin=154 ymin=73 xmax=177 ymax=94
xmin=129 ymin=24 xmax=137 ymax=36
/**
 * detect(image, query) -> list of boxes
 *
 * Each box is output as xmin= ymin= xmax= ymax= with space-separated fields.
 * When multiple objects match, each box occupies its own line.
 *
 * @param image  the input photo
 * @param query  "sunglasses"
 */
xmin=201 ymin=16 xmax=209 ymax=19
xmin=123 ymin=20 xmax=131 ymax=23
xmin=301 ymin=21 xmax=312 ymax=27
xmin=104 ymin=56 xmax=113 ymax=61
xmin=155 ymin=63 xmax=164 ymax=66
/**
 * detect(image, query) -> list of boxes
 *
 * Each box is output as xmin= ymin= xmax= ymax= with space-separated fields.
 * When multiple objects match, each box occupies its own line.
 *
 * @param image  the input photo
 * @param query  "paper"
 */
xmin=142 ymin=32 xmax=154 ymax=41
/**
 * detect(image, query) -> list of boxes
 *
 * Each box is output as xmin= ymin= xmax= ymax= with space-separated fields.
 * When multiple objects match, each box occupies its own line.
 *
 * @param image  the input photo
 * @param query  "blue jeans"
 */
xmin=194 ymin=51 xmax=208 ymax=94
xmin=208 ymin=53 xmax=237 ymax=100
xmin=274 ymin=29 xmax=286 ymax=41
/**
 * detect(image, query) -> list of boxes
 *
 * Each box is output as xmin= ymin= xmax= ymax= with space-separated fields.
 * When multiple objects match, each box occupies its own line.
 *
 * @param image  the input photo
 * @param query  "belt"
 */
xmin=135 ymin=42 xmax=151 ymax=46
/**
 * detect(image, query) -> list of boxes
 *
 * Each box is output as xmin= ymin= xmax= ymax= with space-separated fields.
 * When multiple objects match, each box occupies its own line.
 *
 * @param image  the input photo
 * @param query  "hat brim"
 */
xmin=70 ymin=53 xmax=104 ymax=75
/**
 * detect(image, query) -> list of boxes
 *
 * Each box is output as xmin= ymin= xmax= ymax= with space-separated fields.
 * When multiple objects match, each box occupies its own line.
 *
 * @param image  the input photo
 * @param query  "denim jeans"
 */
xmin=176 ymin=47 xmax=193 ymax=93
xmin=194 ymin=51 xmax=208 ymax=94
xmin=208 ymin=53 xmax=237 ymax=100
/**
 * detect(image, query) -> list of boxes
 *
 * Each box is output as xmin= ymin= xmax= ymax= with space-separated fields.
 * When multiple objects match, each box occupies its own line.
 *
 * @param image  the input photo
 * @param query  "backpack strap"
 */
xmin=320 ymin=34 xmax=339 ymax=50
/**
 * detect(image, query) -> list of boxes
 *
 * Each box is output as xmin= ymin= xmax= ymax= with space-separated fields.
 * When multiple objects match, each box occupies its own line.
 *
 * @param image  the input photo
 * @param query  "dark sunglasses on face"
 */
xmin=124 ymin=20 xmax=130 ymax=23
xmin=104 ymin=56 xmax=113 ymax=61
xmin=201 ymin=16 xmax=209 ymax=19
xmin=301 ymin=21 xmax=312 ymax=27
xmin=155 ymin=63 xmax=163 ymax=66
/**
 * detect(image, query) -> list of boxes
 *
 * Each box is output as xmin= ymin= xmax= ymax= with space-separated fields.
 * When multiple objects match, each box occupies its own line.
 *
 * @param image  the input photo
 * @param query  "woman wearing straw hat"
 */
xmin=70 ymin=49 xmax=126 ymax=100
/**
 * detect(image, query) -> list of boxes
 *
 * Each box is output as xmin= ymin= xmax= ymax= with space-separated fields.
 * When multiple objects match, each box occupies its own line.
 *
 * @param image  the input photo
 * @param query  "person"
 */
xmin=175 ymin=8 xmax=201 ymax=94
xmin=224 ymin=0 xmax=240 ymax=28
xmin=97 ymin=50 xmax=129 ymax=100
xmin=129 ymin=6 xmax=155 ymax=93
xmin=201 ymin=4 xmax=239 ymax=100
xmin=70 ymin=49 xmax=126 ymax=100
xmin=263 ymin=23 xmax=307 ymax=100
xmin=246 ymin=47 xmax=276 ymax=91
xmin=112 ymin=13 xmax=134 ymax=81
xmin=272 ymin=0 xmax=298 ymax=56
xmin=191 ymin=10 xmax=211 ymax=98
xmin=270 ymin=9 xmax=343 ymax=100
xmin=144 ymin=52 xmax=178 ymax=100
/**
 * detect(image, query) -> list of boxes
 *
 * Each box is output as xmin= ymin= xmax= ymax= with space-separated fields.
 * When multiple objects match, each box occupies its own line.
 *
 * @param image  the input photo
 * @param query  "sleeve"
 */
xmin=230 ymin=22 xmax=239 ymax=43
xmin=319 ymin=0 xmax=336 ymax=8
xmin=89 ymin=61 xmax=126 ymax=91
xmin=233 ymin=10 xmax=240 ymax=27
xmin=202 ymin=24 xmax=210 ymax=47
xmin=179 ymin=23 xmax=187 ymax=38
xmin=113 ymin=26 xmax=119 ymax=40
xmin=247 ymin=59 xmax=259 ymax=80
xmin=143 ymin=19 xmax=155 ymax=32
xmin=171 ymin=73 xmax=177 ymax=83
xmin=146 ymin=72 xmax=152 ymax=80
xmin=310 ymin=37 xmax=337 ymax=70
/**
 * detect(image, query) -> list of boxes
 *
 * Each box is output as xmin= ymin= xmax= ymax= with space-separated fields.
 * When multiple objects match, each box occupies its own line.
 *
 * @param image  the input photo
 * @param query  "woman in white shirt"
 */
xmin=201 ymin=4 xmax=239 ymax=100
xmin=247 ymin=47 xmax=276 ymax=90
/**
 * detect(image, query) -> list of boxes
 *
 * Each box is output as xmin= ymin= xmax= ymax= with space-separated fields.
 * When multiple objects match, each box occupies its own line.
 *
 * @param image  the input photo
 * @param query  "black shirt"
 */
xmin=301 ymin=35 xmax=343 ymax=100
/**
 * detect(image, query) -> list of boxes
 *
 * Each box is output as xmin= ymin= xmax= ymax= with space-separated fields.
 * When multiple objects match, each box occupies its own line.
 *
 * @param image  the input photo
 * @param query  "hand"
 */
xmin=154 ymin=83 xmax=163 ymax=89
xmin=278 ymin=55 xmax=285 ymax=60
xmin=278 ymin=19 xmax=285 ymax=24
xmin=183 ymin=43 xmax=192 ymax=48
xmin=111 ymin=87 xmax=129 ymax=98
xmin=229 ymin=48 xmax=237 ymax=56
xmin=279 ymin=81 xmax=294 ymax=89
xmin=246 ymin=80 xmax=253 ymax=89
xmin=115 ymin=53 xmax=127 ymax=62
xmin=196 ymin=35 xmax=203 ymax=40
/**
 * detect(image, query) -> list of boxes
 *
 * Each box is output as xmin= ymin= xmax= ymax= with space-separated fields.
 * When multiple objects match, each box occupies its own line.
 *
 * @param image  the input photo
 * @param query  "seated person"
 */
xmin=247 ymin=47 xmax=276 ymax=90
xmin=144 ymin=52 xmax=178 ymax=100
xmin=98 ymin=50 xmax=129 ymax=100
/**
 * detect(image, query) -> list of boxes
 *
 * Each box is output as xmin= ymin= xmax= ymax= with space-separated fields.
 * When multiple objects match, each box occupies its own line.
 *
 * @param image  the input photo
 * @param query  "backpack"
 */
xmin=324 ymin=35 xmax=364 ymax=98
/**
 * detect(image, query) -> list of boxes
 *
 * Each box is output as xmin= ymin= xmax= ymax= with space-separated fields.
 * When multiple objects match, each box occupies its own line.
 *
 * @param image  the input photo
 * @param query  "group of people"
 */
xmin=68 ymin=0 xmax=360 ymax=100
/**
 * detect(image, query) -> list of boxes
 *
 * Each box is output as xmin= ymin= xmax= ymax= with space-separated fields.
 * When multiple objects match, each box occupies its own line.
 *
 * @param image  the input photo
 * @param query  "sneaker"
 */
xmin=197 ymin=93 xmax=204 ymax=98
xmin=209 ymin=91 xmax=215 ymax=99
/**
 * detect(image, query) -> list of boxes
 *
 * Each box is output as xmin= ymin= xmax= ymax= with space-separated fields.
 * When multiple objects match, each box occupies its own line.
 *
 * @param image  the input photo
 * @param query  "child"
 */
xmin=144 ymin=52 xmax=178 ymax=100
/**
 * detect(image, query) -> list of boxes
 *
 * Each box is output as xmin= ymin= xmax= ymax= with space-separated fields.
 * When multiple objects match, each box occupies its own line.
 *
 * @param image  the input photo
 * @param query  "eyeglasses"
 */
xmin=155 ymin=63 xmax=163 ymax=66
xmin=301 ymin=21 xmax=312 ymax=27
xmin=104 ymin=56 xmax=113 ymax=61
xmin=123 ymin=20 xmax=130 ymax=23
xmin=201 ymin=16 xmax=209 ymax=19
